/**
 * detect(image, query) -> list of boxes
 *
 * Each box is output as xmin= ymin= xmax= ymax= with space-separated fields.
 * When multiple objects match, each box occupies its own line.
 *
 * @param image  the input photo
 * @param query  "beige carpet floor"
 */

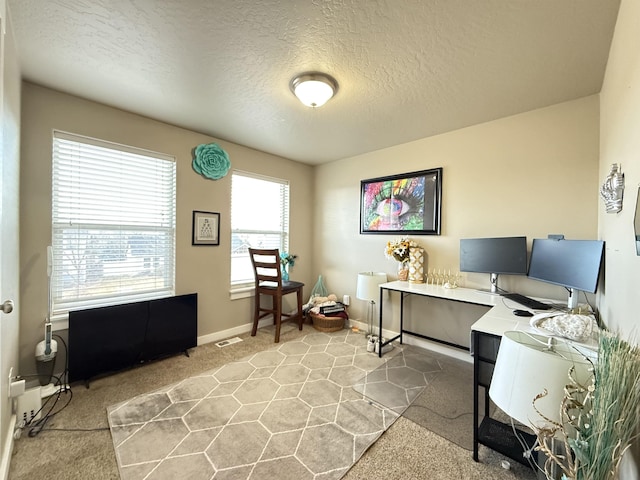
xmin=9 ymin=322 xmax=536 ymax=480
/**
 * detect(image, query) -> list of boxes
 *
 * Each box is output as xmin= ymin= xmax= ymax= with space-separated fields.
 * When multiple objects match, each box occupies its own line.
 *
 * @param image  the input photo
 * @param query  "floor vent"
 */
xmin=215 ymin=337 xmax=243 ymax=348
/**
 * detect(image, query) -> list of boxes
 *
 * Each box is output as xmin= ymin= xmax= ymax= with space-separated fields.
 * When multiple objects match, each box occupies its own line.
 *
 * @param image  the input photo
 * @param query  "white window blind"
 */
xmin=231 ymin=171 xmax=290 ymax=285
xmin=51 ymin=131 xmax=176 ymax=317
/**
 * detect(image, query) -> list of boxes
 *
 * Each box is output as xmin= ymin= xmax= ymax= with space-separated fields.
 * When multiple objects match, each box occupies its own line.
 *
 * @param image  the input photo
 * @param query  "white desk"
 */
xmin=376 ymin=280 xmax=545 ymax=355
xmin=376 ymin=281 xmax=557 ymax=467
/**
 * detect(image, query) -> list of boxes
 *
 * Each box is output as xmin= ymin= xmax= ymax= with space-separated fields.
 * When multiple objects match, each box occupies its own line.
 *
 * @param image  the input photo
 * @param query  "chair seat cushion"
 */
xmin=258 ymin=280 xmax=304 ymax=292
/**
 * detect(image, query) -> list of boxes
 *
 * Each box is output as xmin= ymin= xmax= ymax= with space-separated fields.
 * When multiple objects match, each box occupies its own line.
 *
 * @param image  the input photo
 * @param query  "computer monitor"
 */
xmin=459 ymin=236 xmax=528 ymax=293
xmin=527 ymin=237 xmax=605 ymax=309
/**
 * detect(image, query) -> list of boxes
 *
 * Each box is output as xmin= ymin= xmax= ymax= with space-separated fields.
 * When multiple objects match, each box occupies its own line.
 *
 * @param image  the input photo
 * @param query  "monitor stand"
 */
xmin=567 ymin=288 xmax=579 ymax=310
xmin=476 ymin=273 xmax=501 ymax=295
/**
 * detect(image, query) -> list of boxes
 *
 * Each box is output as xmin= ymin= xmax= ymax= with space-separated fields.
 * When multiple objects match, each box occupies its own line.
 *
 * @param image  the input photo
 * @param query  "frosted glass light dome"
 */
xmin=290 ymin=73 xmax=338 ymax=108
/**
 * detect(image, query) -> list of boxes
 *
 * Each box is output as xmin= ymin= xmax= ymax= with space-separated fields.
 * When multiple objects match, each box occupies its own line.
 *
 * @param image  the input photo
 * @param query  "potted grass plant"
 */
xmin=533 ymin=331 xmax=640 ymax=480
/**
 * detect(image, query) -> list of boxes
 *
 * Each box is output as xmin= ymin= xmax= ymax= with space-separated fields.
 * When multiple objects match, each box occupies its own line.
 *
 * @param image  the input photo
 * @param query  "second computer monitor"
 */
xmin=527 ymin=237 xmax=605 ymax=308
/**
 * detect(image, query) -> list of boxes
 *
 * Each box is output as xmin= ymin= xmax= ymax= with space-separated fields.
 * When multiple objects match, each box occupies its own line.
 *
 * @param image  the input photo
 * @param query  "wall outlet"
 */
xmin=10 ymin=379 xmax=26 ymax=398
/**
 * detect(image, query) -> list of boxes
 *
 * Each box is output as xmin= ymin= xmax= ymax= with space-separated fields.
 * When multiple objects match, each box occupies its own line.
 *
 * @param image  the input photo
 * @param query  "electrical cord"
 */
xmin=403 ymin=404 xmax=473 ymax=421
xmin=52 ymin=334 xmax=70 ymax=391
xmin=22 ymin=334 xmax=110 ymax=436
xmin=22 ymin=334 xmax=74 ymax=437
xmin=508 ymin=416 xmax=541 ymax=473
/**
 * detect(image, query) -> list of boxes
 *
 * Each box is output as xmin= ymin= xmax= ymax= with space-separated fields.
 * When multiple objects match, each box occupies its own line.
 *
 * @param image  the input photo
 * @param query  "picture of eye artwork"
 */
xmin=360 ymin=168 xmax=442 ymax=235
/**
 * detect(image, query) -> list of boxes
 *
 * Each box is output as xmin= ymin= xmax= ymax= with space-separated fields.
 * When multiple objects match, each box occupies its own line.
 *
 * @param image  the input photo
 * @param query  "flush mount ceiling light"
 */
xmin=290 ymin=72 xmax=338 ymax=108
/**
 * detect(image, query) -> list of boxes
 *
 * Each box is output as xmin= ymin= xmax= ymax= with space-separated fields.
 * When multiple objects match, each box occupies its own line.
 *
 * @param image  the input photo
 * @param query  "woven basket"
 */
xmin=309 ymin=312 xmax=345 ymax=332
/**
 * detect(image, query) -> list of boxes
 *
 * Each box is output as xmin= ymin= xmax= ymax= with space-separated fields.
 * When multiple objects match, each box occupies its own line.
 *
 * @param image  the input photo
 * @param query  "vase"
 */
xmin=282 ymin=265 xmax=289 ymax=282
xmin=409 ymin=247 xmax=424 ymax=284
xmin=397 ymin=263 xmax=409 ymax=281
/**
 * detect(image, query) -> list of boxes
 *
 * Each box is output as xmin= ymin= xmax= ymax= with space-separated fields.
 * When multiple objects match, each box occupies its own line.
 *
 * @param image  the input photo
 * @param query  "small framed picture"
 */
xmin=192 ymin=211 xmax=220 ymax=246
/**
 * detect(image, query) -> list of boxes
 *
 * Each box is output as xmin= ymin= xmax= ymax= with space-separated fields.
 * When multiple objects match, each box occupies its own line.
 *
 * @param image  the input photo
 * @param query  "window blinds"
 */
xmin=230 ymin=171 xmax=290 ymax=285
xmin=51 ymin=131 xmax=176 ymax=317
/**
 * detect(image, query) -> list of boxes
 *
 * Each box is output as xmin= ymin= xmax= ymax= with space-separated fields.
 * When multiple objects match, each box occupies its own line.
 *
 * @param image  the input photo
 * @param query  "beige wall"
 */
xmin=599 ymin=1 xmax=640 ymax=478
xmin=19 ymin=83 xmax=315 ymax=376
xmin=599 ymin=0 xmax=640 ymax=337
xmin=315 ymin=96 xmax=600 ymax=334
xmin=18 ymin=85 xmax=602 ymax=363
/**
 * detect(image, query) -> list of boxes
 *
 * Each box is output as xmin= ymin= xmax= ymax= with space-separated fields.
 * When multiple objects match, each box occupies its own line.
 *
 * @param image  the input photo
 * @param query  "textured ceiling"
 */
xmin=8 ymin=0 xmax=620 ymax=165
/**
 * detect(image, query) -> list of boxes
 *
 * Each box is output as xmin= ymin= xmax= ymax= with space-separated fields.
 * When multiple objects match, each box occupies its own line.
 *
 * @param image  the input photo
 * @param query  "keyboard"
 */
xmin=501 ymin=292 xmax=552 ymax=311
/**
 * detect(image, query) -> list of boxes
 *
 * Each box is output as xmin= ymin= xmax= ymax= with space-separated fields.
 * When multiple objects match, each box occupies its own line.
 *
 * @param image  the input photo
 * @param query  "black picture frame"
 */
xmin=360 ymin=168 xmax=442 ymax=235
xmin=192 ymin=211 xmax=220 ymax=245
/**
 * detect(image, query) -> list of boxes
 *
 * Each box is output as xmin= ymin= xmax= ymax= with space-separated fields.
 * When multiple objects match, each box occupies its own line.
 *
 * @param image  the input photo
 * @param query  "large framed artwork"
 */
xmin=192 ymin=210 xmax=220 ymax=246
xmin=360 ymin=168 xmax=442 ymax=235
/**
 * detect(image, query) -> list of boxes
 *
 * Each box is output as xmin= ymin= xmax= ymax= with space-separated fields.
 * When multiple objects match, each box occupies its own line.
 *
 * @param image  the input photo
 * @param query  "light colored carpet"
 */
xmin=9 ymin=322 xmax=536 ymax=480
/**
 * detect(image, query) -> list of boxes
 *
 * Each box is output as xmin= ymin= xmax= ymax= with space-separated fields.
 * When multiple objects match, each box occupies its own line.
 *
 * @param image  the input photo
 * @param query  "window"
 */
xmin=51 ymin=131 xmax=176 ymax=319
xmin=231 ymin=171 xmax=290 ymax=287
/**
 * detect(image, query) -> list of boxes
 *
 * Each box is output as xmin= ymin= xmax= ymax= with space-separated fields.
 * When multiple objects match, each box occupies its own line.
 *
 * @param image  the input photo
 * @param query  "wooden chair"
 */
xmin=248 ymin=248 xmax=305 ymax=342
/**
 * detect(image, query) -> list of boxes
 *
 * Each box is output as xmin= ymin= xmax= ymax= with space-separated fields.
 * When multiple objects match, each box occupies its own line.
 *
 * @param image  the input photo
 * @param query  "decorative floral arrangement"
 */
xmin=280 ymin=252 xmax=297 ymax=267
xmin=384 ymin=236 xmax=416 ymax=264
xmin=192 ymin=142 xmax=231 ymax=180
xmin=533 ymin=331 xmax=640 ymax=480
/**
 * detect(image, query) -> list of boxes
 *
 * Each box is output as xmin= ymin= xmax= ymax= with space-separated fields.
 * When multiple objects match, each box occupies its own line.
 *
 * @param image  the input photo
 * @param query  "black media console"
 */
xmin=68 ymin=293 xmax=197 ymax=384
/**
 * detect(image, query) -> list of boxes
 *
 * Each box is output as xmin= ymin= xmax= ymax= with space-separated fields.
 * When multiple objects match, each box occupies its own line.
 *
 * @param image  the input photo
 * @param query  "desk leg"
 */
xmin=378 ymin=288 xmax=384 ymax=358
xmin=378 ymin=288 xmax=404 ymax=358
xmin=399 ymin=292 xmax=404 ymax=345
xmin=472 ymin=331 xmax=480 ymax=462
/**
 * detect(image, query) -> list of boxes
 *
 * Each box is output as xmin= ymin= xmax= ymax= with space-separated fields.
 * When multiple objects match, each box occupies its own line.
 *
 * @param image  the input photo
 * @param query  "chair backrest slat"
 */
xmin=249 ymin=248 xmax=283 ymax=289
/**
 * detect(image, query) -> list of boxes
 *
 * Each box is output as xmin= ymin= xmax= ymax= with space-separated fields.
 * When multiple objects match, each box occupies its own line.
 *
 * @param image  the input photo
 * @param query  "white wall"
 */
xmin=599 ymin=0 xmax=640 ymax=478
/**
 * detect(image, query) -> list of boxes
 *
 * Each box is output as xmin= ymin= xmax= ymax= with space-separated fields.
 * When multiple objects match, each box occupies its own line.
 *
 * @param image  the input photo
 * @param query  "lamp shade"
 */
xmin=290 ymin=73 xmax=338 ymax=108
xmin=356 ymin=272 xmax=387 ymax=302
xmin=489 ymin=331 xmax=592 ymax=429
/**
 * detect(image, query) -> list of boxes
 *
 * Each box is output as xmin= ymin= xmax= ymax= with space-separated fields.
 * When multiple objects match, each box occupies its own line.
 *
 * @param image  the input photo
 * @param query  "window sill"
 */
xmin=230 ymin=284 xmax=254 ymax=300
xmin=51 ymin=313 xmax=69 ymax=331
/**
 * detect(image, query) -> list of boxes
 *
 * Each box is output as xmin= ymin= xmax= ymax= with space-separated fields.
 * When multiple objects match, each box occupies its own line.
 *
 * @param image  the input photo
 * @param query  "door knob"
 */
xmin=0 ymin=300 xmax=14 ymax=314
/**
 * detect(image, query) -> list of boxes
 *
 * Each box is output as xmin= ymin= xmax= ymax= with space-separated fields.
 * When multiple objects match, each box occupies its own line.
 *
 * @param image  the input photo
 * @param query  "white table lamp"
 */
xmin=356 ymin=272 xmax=387 ymax=336
xmin=489 ymin=331 xmax=592 ymax=430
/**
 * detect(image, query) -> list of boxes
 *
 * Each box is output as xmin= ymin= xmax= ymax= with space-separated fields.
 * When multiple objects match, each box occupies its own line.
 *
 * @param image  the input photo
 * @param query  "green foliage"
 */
xmin=536 ymin=331 xmax=640 ymax=480
xmin=576 ymin=333 xmax=640 ymax=480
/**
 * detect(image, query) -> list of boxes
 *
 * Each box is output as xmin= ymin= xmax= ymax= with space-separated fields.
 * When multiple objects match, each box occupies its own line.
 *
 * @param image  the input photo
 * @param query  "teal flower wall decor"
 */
xmin=192 ymin=143 xmax=231 ymax=180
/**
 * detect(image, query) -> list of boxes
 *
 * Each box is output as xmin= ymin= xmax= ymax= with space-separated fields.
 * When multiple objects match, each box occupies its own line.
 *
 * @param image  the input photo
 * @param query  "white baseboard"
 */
xmin=348 ymin=318 xmax=472 ymax=364
xmin=0 ymin=414 xmax=16 ymax=480
xmin=196 ymin=316 xmax=278 ymax=346
xmin=403 ymin=336 xmax=473 ymax=364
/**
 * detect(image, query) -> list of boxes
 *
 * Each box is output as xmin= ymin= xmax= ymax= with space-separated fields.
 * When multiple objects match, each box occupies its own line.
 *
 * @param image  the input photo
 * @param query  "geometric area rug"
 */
xmin=107 ymin=329 xmax=409 ymax=480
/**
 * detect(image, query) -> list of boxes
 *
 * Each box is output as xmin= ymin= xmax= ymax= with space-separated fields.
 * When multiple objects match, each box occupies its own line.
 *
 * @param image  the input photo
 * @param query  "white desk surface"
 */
xmin=379 ymin=280 xmax=557 ymax=339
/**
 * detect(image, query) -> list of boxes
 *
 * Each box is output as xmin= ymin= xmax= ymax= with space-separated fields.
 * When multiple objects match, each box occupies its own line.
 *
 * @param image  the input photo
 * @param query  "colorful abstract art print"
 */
xmin=360 ymin=168 xmax=442 ymax=235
